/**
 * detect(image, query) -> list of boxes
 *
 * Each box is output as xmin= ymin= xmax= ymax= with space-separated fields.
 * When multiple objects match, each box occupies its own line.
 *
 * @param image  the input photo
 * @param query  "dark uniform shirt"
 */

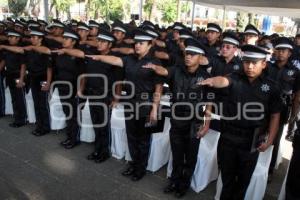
xmin=222 ymin=73 xmax=282 ymax=129
xmin=205 ymin=42 xmax=220 ymax=59
xmin=121 ymin=53 xmax=163 ymax=100
xmin=44 ymin=38 xmax=62 ymax=50
xmin=53 ymin=53 xmax=84 ymax=84
xmin=210 ymin=56 xmax=243 ymax=77
xmin=166 ymin=64 xmax=211 ymax=117
xmin=267 ymin=62 xmax=299 ymax=95
xmin=0 ymin=49 xmax=25 ymax=78
xmin=85 ymin=51 xmax=123 ymax=99
xmin=210 ymin=55 xmax=243 ymax=106
xmin=25 ymin=50 xmax=52 ymax=79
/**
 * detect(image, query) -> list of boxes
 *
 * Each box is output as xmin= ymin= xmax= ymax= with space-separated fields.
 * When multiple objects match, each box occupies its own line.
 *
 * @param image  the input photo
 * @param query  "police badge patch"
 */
xmin=261 ymin=84 xmax=270 ymax=92
xmin=287 ymin=70 xmax=295 ymax=76
xmin=233 ymin=65 xmax=240 ymax=71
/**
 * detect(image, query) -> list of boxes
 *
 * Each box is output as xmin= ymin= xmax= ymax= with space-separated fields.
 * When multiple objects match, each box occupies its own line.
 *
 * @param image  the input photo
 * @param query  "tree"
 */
xmin=86 ymin=0 xmax=125 ymax=22
xmin=107 ymin=0 xmax=124 ymax=21
xmin=159 ymin=0 xmax=177 ymax=23
xmin=8 ymin=0 xmax=27 ymax=17
xmin=144 ymin=0 xmax=154 ymax=20
xmin=51 ymin=0 xmax=75 ymax=19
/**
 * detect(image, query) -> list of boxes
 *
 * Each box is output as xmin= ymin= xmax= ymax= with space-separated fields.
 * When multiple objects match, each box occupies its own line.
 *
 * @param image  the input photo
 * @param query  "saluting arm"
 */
xmin=85 ymin=55 xmax=123 ymax=67
xmin=198 ymin=76 xmax=230 ymax=88
xmin=154 ymin=51 xmax=170 ymax=60
xmin=0 ymin=45 xmax=24 ymax=54
xmin=51 ymin=48 xmax=85 ymax=58
xmin=111 ymin=47 xmax=134 ymax=55
xmin=80 ymin=40 xmax=98 ymax=47
xmin=142 ymin=63 xmax=169 ymax=77
xmin=28 ymin=46 xmax=51 ymax=55
xmin=46 ymin=35 xmax=64 ymax=44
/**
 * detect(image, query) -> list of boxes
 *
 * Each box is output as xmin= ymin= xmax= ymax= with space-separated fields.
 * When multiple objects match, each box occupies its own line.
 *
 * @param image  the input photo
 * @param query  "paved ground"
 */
xmin=0 ymin=116 xmax=290 ymax=200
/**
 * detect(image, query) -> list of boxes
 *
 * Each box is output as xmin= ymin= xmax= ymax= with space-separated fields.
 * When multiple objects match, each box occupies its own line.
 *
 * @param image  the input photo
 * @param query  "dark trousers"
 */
xmin=7 ymin=78 xmax=27 ymax=124
xmin=89 ymin=99 xmax=110 ymax=154
xmin=124 ymin=105 xmax=151 ymax=174
xmin=218 ymin=136 xmax=259 ymax=200
xmin=169 ymin=119 xmax=200 ymax=190
xmin=269 ymin=122 xmax=285 ymax=174
xmin=0 ymin=73 xmax=5 ymax=116
xmin=286 ymin=132 xmax=300 ymax=200
xmin=31 ymin=80 xmax=50 ymax=132
xmin=58 ymin=86 xmax=80 ymax=143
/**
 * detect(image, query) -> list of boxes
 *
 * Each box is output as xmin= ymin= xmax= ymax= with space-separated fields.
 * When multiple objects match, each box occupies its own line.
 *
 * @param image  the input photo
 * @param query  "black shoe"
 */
xmin=164 ymin=183 xmax=177 ymax=194
xmin=9 ymin=122 xmax=25 ymax=128
xmin=94 ymin=153 xmax=110 ymax=163
xmin=131 ymin=171 xmax=145 ymax=181
xmin=34 ymin=130 xmax=50 ymax=137
xmin=87 ymin=152 xmax=99 ymax=160
xmin=60 ymin=139 xmax=71 ymax=146
xmin=174 ymin=187 xmax=187 ymax=198
xmin=121 ymin=166 xmax=135 ymax=177
xmin=32 ymin=129 xmax=42 ymax=136
xmin=64 ymin=141 xmax=80 ymax=149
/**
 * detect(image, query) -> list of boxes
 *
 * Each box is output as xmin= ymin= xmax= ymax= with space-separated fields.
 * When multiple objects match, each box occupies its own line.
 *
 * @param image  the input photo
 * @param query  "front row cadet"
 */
xmin=0 ymin=29 xmax=27 ymax=127
xmin=80 ymin=29 xmax=120 ymax=163
xmin=0 ymin=27 xmax=52 ymax=136
xmin=87 ymin=29 xmax=163 ymax=182
xmin=143 ymin=38 xmax=212 ymax=198
xmin=285 ymin=72 xmax=300 ymax=199
xmin=199 ymin=45 xmax=283 ymax=200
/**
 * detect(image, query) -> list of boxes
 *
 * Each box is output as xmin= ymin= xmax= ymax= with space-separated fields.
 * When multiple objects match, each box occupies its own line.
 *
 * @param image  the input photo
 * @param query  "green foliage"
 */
xmin=144 ymin=0 xmax=154 ymax=20
xmin=107 ymin=0 xmax=124 ymax=21
xmin=158 ymin=0 xmax=177 ymax=23
xmin=86 ymin=0 xmax=125 ymax=21
xmin=8 ymin=0 xmax=27 ymax=16
xmin=53 ymin=0 xmax=76 ymax=13
xmin=181 ymin=1 xmax=190 ymax=14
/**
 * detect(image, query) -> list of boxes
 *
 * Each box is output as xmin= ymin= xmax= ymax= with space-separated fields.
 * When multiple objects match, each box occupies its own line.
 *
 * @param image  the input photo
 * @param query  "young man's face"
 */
xmin=243 ymin=59 xmax=267 ymax=79
xmin=206 ymin=31 xmax=220 ymax=44
xmin=220 ymin=43 xmax=237 ymax=59
xmin=275 ymin=48 xmax=292 ymax=62
xmin=184 ymin=52 xmax=202 ymax=67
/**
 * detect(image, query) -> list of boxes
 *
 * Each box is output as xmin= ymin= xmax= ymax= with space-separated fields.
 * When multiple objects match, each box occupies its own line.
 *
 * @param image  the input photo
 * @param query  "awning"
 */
xmin=190 ymin=0 xmax=300 ymax=18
